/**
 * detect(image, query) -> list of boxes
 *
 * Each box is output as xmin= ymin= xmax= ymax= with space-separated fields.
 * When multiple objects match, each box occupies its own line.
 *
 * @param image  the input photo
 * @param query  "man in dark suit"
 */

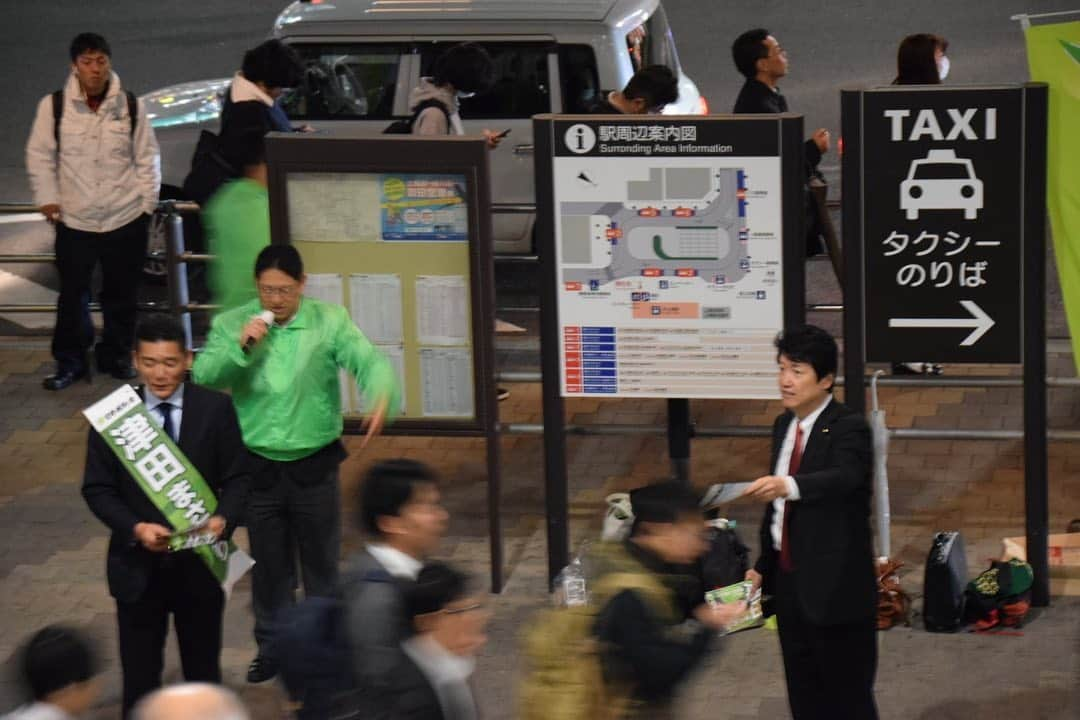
xmin=82 ymin=314 xmax=247 ymax=717
xmin=743 ymin=325 xmax=878 ymax=720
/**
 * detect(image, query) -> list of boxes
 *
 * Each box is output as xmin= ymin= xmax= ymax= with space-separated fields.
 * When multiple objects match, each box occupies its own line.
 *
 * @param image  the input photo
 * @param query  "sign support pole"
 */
xmin=1022 ymin=83 xmax=1049 ymax=607
xmin=535 ymin=119 xmax=571 ymax=587
xmin=667 ymin=399 xmax=692 ymax=483
xmin=840 ymin=90 xmax=867 ymax=415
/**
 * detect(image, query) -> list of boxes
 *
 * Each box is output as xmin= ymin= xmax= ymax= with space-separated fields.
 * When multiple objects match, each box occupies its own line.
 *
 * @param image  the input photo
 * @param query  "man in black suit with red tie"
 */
xmin=743 ymin=325 xmax=878 ymax=720
xmin=82 ymin=314 xmax=248 ymax=717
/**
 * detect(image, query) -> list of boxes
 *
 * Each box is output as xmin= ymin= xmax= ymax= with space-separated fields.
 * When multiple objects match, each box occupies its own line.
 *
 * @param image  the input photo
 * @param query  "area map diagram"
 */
xmin=560 ymin=166 xmax=747 ymax=289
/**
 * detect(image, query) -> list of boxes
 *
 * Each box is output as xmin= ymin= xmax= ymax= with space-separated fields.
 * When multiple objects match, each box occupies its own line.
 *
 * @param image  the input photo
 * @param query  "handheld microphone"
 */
xmin=242 ymin=310 xmax=276 ymax=353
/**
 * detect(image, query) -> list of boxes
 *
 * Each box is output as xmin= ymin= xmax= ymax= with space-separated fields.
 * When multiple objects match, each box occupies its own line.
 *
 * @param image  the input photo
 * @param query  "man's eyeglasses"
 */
xmin=258 ymin=285 xmax=298 ymax=298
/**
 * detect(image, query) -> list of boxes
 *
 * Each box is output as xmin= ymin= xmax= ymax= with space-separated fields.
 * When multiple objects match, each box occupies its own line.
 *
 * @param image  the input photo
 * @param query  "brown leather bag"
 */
xmin=876 ymin=558 xmax=911 ymax=630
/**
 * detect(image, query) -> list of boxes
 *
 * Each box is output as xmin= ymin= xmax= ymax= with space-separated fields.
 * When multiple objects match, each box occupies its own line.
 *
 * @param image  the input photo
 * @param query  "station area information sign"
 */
xmin=542 ymin=117 xmax=800 ymax=399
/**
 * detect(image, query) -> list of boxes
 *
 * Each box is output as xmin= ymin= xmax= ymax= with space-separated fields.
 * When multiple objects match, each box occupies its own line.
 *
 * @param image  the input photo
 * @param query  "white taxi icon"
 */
xmin=900 ymin=149 xmax=983 ymax=220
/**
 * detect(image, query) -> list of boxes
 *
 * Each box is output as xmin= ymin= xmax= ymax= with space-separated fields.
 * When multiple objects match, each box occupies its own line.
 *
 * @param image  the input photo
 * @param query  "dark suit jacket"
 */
xmin=82 ymin=383 xmax=249 ymax=603
xmin=732 ymin=78 xmax=823 ymax=174
xmin=754 ymin=399 xmax=877 ymax=626
xmin=380 ymin=653 xmax=447 ymax=720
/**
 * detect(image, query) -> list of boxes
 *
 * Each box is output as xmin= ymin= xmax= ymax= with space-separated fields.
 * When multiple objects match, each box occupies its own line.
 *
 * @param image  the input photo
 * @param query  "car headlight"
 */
xmin=908 ymin=185 xmax=923 ymax=199
xmin=961 ymin=185 xmax=975 ymax=198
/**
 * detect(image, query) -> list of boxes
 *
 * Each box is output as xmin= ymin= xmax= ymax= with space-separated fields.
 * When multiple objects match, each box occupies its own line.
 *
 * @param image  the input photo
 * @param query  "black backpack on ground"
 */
xmin=923 ymin=531 xmax=968 ymax=632
xmin=383 ymin=98 xmax=451 ymax=134
xmin=699 ymin=521 xmax=751 ymax=590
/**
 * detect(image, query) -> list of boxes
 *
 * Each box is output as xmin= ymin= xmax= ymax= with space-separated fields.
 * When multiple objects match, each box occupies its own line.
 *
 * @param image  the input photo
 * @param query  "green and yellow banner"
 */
xmin=83 ymin=385 xmax=253 ymax=594
xmin=1025 ymin=22 xmax=1080 ymax=371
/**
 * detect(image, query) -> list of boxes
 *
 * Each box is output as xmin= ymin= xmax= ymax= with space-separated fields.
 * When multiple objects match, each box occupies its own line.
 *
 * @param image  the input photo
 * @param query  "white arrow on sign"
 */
xmin=888 ymin=300 xmax=995 ymax=346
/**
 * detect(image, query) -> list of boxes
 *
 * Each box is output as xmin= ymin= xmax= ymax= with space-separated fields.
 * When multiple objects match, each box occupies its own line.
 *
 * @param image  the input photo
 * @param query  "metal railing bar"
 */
xmin=0 ymin=301 xmax=168 ymax=313
xmin=497 ymin=423 xmax=1080 ymax=442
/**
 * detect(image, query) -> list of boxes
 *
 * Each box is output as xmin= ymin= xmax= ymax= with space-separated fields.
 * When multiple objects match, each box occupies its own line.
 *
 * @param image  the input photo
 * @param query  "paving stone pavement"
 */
xmin=0 ymin=341 xmax=1078 ymax=719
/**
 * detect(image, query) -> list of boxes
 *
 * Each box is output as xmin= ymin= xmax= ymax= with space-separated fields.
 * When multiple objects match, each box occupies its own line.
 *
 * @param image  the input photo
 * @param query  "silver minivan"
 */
xmin=144 ymin=0 xmax=706 ymax=255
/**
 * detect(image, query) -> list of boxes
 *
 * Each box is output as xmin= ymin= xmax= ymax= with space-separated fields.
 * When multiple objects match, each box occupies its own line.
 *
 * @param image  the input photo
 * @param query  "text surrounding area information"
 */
xmin=551 ymin=118 xmax=787 ymax=398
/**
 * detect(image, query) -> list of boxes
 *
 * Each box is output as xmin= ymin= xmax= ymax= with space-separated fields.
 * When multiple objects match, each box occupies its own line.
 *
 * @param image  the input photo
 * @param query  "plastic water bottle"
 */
xmin=557 ymin=557 xmax=588 ymax=607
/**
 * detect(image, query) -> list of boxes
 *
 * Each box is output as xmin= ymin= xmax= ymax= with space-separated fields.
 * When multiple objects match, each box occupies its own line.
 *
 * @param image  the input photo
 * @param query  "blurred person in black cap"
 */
xmin=3 ymin=625 xmax=100 ymax=720
xmin=592 ymin=481 xmax=744 ymax=718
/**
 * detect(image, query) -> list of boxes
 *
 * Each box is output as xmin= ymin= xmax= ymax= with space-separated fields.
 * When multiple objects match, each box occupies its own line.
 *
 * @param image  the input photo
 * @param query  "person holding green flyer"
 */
xmin=81 ymin=314 xmax=249 ymax=718
xmin=192 ymin=243 xmax=400 ymax=684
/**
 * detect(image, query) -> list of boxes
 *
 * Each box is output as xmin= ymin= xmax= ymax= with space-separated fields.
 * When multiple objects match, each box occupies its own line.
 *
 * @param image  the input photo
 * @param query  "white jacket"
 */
xmin=25 ymin=71 xmax=161 ymax=233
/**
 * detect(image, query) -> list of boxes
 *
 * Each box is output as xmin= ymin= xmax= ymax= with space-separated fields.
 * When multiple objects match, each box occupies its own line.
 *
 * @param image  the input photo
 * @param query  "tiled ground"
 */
xmin=0 ymin=340 xmax=1077 ymax=719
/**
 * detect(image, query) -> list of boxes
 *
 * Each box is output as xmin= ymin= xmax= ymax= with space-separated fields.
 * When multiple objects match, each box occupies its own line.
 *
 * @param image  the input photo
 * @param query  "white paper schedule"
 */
xmin=287 ymin=173 xmax=381 ymax=243
xmin=349 ymin=274 xmax=403 ymax=345
xmin=355 ymin=345 xmax=407 ymax=415
xmin=416 ymin=275 xmax=469 ymax=346
xmin=304 ymin=273 xmax=344 ymax=306
xmin=419 ymin=348 xmax=474 ymax=417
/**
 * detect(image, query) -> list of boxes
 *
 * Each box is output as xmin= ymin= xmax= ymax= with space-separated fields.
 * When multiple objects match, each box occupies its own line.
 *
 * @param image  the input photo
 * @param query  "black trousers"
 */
xmin=774 ymin=571 xmax=879 ymax=720
xmin=247 ymin=463 xmax=341 ymax=656
xmin=116 ymin=550 xmax=225 ymax=718
xmin=52 ymin=214 xmax=149 ymax=371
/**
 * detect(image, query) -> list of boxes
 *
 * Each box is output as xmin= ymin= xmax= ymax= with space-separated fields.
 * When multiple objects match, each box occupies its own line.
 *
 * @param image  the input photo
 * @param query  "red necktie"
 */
xmin=779 ymin=423 xmax=803 ymax=572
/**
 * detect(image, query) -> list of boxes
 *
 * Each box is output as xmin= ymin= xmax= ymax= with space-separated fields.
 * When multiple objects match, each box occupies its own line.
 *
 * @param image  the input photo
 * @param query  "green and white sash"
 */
xmin=83 ymin=385 xmax=253 ymax=595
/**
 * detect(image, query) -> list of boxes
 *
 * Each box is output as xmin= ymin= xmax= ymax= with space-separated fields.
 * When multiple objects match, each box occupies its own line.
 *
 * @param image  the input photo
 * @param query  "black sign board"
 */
xmin=849 ymin=87 xmax=1030 ymax=363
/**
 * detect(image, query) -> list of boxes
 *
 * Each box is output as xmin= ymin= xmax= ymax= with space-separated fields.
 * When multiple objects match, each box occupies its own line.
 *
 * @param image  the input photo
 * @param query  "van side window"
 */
xmin=559 ymin=45 xmax=600 ymax=113
xmin=282 ymin=44 xmax=403 ymax=120
xmin=625 ymin=5 xmax=682 ymax=73
xmin=419 ymin=42 xmax=551 ymax=119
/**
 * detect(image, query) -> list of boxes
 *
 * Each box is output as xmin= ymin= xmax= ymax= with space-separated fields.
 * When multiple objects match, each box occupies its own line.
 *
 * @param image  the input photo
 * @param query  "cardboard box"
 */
xmin=1001 ymin=533 xmax=1080 ymax=597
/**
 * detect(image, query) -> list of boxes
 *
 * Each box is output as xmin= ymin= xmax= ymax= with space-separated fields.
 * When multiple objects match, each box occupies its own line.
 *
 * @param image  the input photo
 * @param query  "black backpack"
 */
xmin=923 ymin=531 xmax=968 ymax=632
xmin=181 ymin=130 xmax=239 ymax=207
xmin=699 ymin=521 xmax=751 ymax=590
xmin=52 ymin=88 xmax=138 ymax=150
xmin=384 ymin=98 xmax=451 ymax=134
xmin=274 ymin=567 xmax=394 ymax=719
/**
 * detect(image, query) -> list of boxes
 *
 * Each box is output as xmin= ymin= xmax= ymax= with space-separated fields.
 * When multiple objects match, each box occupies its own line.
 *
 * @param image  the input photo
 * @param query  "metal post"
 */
xmin=840 ymin=90 xmax=867 ymax=415
xmin=534 ymin=118 xmax=570 ymax=587
xmin=163 ymin=204 xmax=193 ymax=349
xmin=1022 ymin=83 xmax=1049 ymax=607
xmin=667 ymin=398 xmax=692 ymax=483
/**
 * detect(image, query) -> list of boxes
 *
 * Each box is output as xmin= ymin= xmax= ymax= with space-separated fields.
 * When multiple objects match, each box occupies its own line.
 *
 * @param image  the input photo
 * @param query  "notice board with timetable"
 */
xmin=535 ymin=115 xmax=807 ymax=399
xmin=265 ymin=133 xmax=497 ymax=435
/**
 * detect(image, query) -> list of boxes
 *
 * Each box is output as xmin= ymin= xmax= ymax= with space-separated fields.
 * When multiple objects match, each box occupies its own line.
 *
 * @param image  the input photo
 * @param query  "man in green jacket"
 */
xmin=193 ymin=244 xmax=399 ymax=684
xmin=204 ymin=130 xmax=269 ymax=313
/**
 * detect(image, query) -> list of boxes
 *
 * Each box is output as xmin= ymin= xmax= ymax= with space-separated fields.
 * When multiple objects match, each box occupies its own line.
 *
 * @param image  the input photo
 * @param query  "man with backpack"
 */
xmin=26 ymin=32 xmax=160 ymax=391
xmin=277 ymin=459 xmax=449 ymax=718
xmin=345 ymin=460 xmax=449 ymax=711
xmin=521 ymin=481 xmax=744 ymax=720
xmin=394 ymin=43 xmax=504 ymax=148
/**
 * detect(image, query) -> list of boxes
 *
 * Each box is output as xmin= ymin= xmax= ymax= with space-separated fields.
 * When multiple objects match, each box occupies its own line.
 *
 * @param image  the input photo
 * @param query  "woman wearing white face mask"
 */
xmin=890 ymin=33 xmax=950 ymax=376
xmin=894 ymin=33 xmax=950 ymax=85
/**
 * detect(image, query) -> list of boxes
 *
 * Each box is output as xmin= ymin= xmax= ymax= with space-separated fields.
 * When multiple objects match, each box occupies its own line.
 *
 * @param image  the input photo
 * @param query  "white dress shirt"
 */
xmin=144 ymin=384 xmax=184 ymax=442
xmin=366 ymin=543 xmax=422 ymax=580
xmin=1 ymin=702 xmax=77 ymax=720
xmin=402 ymin=635 xmax=478 ymax=720
xmin=769 ymin=395 xmax=832 ymax=551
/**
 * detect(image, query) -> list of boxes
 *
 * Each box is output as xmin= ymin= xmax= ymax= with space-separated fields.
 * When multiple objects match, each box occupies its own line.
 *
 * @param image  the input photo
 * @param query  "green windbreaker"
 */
xmin=193 ymin=297 xmax=400 ymax=461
